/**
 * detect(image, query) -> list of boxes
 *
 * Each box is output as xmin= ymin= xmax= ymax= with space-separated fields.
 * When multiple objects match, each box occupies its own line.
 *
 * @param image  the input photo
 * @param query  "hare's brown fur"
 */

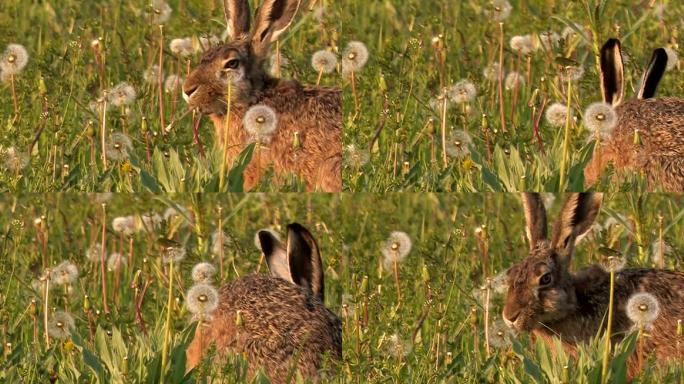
xmin=184 ymin=38 xmax=342 ymax=191
xmin=585 ymin=97 xmax=684 ymax=191
xmin=186 ymin=274 xmax=342 ymax=382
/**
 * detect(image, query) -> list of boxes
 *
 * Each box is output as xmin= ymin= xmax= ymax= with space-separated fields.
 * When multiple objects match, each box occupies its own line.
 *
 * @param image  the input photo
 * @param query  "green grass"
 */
xmin=1 ymin=193 xmax=683 ymax=382
xmin=0 ymin=0 xmax=343 ymax=192
xmin=342 ymin=0 xmax=684 ymax=192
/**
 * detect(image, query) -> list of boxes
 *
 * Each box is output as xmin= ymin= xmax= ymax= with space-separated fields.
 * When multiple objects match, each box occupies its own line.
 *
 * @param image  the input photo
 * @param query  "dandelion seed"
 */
xmin=106 ymin=253 xmax=126 ymax=271
xmin=387 ymin=333 xmax=412 ymax=358
xmin=504 ymin=71 xmax=525 ymax=90
xmin=650 ymin=239 xmax=672 ymax=266
xmin=483 ymin=62 xmax=502 ymax=81
xmin=311 ymin=50 xmax=337 ymax=74
xmin=510 ymin=35 xmax=534 ymax=55
xmin=254 ymin=228 xmax=280 ymax=250
xmin=85 ymin=243 xmax=104 ymax=263
xmin=341 ymin=41 xmax=369 ymax=75
xmin=599 ymin=256 xmax=626 ymax=273
xmin=0 ymin=70 xmax=11 ymax=84
xmin=140 ymin=212 xmax=162 ymax=231
xmin=559 ymin=65 xmax=584 ymax=82
xmin=626 ymin=292 xmax=661 ymax=330
xmin=545 ymin=102 xmax=572 ymax=127
xmin=538 ymin=31 xmax=560 ymax=51
xmin=243 ymin=105 xmax=278 ymax=143
xmin=269 ymin=52 xmax=290 ymax=76
xmin=50 ymin=261 xmax=79 ymax=286
xmin=211 ymin=229 xmax=231 ymax=256
xmin=445 ymin=130 xmax=473 ymax=159
xmin=381 ymin=231 xmax=412 ymax=269
xmin=312 ymin=5 xmax=326 ymax=22
xmin=105 ymin=132 xmax=133 ymax=162
xmin=490 ymin=270 xmax=509 ymax=295
xmin=485 ymin=0 xmax=512 ymax=22
xmin=447 ymin=80 xmax=477 ymax=104
xmin=2 ymin=146 xmax=29 ymax=172
xmin=199 ymin=35 xmax=221 ymax=51
xmin=583 ymin=102 xmax=618 ymax=139
xmin=161 ymin=246 xmax=186 ymax=264
xmin=169 ymin=38 xmax=194 ymax=57
xmin=108 ymin=82 xmax=137 ymax=107
xmin=664 ymin=48 xmax=678 ymax=71
xmin=147 ymin=0 xmax=172 ymax=24
xmin=344 ymin=144 xmax=370 ymax=169
xmin=143 ymin=65 xmax=162 ymax=84
xmin=192 ymin=262 xmax=217 ymax=283
xmin=164 ymin=74 xmax=183 ymax=93
xmin=186 ymin=283 xmax=219 ymax=315
xmin=112 ymin=216 xmax=136 ymax=236
xmin=489 ymin=319 xmax=514 ymax=348
xmin=1 ymin=44 xmax=29 ymax=75
xmin=47 ymin=311 xmax=75 ymax=340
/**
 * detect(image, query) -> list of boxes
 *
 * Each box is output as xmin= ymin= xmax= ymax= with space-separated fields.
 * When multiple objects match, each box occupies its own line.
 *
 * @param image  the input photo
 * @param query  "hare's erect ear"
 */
xmin=637 ymin=48 xmax=668 ymax=100
xmin=224 ymin=0 xmax=251 ymax=40
xmin=551 ymin=193 xmax=603 ymax=267
xmin=251 ymin=0 xmax=301 ymax=57
xmin=600 ymin=39 xmax=624 ymax=106
xmin=286 ymin=223 xmax=325 ymax=301
xmin=521 ymin=193 xmax=548 ymax=250
xmin=259 ymin=230 xmax=293 ymax=283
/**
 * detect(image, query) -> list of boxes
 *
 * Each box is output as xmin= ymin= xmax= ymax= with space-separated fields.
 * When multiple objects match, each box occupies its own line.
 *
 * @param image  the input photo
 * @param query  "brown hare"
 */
xmin=186 ymin=223 xmax=342 ymax=383
xmin=584 ymin=38 xmax=684 ymax=191
xmin=503 ymin=193 xmax=684 ymax=376
xmin=182 ymin=0 xmax=342 ymax=192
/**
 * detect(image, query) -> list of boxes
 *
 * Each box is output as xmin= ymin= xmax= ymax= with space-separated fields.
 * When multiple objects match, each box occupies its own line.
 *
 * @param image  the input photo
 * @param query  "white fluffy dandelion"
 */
xmin=485 ymin=0 xmax=512 ymax=22
xmin=85 ymin=243 xmax=104 ymax=263
xmin=583 ymin=102 xmax=618 ymax=139
xmin=47 ymin=311 xmax=75 ymax=340
xmin=105 ymin=132 xmax=133 ymax=162
xmin=510 ymin=35 xmax=534 ymax=55
xmin=345 ymin=144 xmax=370 ymax=169
xmin=2 ymin=146 xmax=29 ymax=172
xmin=447 ymin=80 xmax=477 ymax=104
xmin=143 ymin=65 xmax=162 ymax=84
xmin=381 ymin=231 xmax=412 ymax=269
xmin=504 ymin=71 xmax=525 ymax=90
xmin=211 ymin=229 xmax=231 ymax=256
xmin=244 ymin=104 xmax=278 ymax=143
xmin=1 ymin=44 xmax=29 ymax=75
xmin=148 ymin=0 xmax=172 ymax=24
xmin=112 ymin=216 xmax=136 ymax=236
xmin=483 ymin=62 xmax=502 ymax=81
xmin=140 ymin=212 xmax=162 ymax=231
xmin=626 ymin=292 xmax=661 ymax=330
xmin=445 ymin=129 xmax=473 ymax=159
xmin=386 ymin=333 xmax=412 ymax=358
xmin=650 ymin=239 xmax=672 ymax=266
xmin=169 ymin=38 xmax=194 ymax=57
xmin=545 ymin=102 xmax=572 ymax=128
xmin=50 ymin=261 xmax=79 ymax=286
xmin=341 ymin=41 xmax=369 ymax=75
xmin=538 ymin=31 xmax=560 ymax=51
xmin=312 ymin=50 xmax=338 ymax=74
xmin=161 ymin=246 xmax=186 ymax=264
xmin=164 ymin=74 xmax=183 ymax=93
xmin=269 ymin=52 xmax=290 ymax=76
xmin=186 ymin=283 xmax=219 ymax=315
xmin=107 ymin=253 xmax=127 ymax=271
xmin=559 ymin=65 xmax=585 ymax=82
xmin=192 ymin=262 xmax=217 ymax=283
xmin=107 ymin=82 xmax=137 ymax=107
xmin=489 ymin=319 xmax=514 ymax=348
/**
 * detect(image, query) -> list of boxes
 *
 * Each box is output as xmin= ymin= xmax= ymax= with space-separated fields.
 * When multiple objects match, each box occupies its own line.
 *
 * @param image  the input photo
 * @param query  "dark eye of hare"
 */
xmin=539 ymin=273 xmax=552 ymax=286
xmin=224 ymin=59 xmax=239 ymax=70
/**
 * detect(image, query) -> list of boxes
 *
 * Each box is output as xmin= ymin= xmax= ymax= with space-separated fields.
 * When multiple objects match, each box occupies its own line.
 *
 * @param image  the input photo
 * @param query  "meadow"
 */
xmin=0 ymin=0 xmax=344 ymax=192
xmin=0 ymin=193 xmax=683 ymax=382
xmin=342 ymin=0 xmax=684 ymax=192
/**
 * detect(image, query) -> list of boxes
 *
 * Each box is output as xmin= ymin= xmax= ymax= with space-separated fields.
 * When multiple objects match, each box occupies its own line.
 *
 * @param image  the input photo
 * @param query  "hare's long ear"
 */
xmin=286 ymin=223 xmax=325 ymax=301
xmin=259 ymin=230 xmax=292 ymax=283
xmin=551 ymin=193 xmax=603 ymax=267
xmin=600 ymin=39 xmax=624 ymax=106
xmin=251 ymin=0 xmax=301 ymax=58
xmin=637 ymin=48 xmax=668 ymax=100
xmin=223 ymin=0 xmax=251 ymax=40
xmin=521 ymin=193 xmax=548 ymax=250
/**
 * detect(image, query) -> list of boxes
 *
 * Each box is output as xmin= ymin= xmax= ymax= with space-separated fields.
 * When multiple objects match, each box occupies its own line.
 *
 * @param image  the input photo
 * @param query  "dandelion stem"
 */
xmin=10 ymin=74 xmax=18 ymax=115
xmin=219 ymin=83 xmax=232 ymax=191
xmin=101 ymin=100 xmax=108 ymax=169
xmin=158 ymin=25 xmax=166 ymax=137
xmin=484 ymin=283 xmax=491 ymax=357
xmin=217 ymin=207 xmax=224 ymax=279
xmin=351 ymin=70 xmax=359 ymax=116
xmin=100 ymin=204 xmax=110 ymax=314
xmin=558 ymin=79 xmax=573 ymax=191
xmin=316 ymin=68 xmax=324 ymax=86
xmin=600 ymin=268 xmax=616 ymax=384
xmin=392 ymin=259 xmax=402 ymax=304
xmin=43 ymin=277 xmax=50 ymax=348
xmin=161 ymin=258 xmax=174 ymax=382
xmin=497 ymin=22 xmax=507 ymax=134
xmin=440 ymin=95 xmax=448 ymax=168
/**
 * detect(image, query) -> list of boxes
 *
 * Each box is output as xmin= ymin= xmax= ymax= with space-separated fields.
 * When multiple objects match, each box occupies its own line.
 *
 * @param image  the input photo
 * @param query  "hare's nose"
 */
xmin=503 ymin=312 xmax=519 ymax=328
xmin=183 ymin=85 xmax=198 ymax=102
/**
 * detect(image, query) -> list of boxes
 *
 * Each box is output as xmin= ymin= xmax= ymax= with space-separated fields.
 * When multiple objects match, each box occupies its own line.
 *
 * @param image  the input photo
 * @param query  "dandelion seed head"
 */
xmin=485 ymin=0 xmax=512 ymax=22
xmin=650 ymin=239 xmax=672 ymax=266
xmin=483 ymin=62 xmax=502 ymax=81
xmin=112 ymin=216 xmax=136 ymax=236
xmin=2 ymin=146 xmax=29 ymax=172
xmin=387 ymin=333 xmax=412 ymax=358
xmin=143 ymin=65 xmax=162 ymax=84
xmin=50 ymin=261 xmax=79 ymax=286
xmin=140 ymin=212 xmax=162 ymax=231
xmin=47 ymin=311 xmax=75 ymax=340
xmin=545 ymin=102 xmax=572 ymax=127
xmin=186 ymin=283 xmax=219 ymax=315
xmin=626 ymin=292 xmax=660 ymax=329
xmin=583 ymin=102 xmax=618 ymax=139
xmin=341 ymin=41 xmax=369 ymax=74
xmin=192 ymin=262 xmax=217 ymax=283
xmin=381 ymin=231 xmax=412 ymax=268
xmin=211 ymin=229 xmax=231 ymax=256
xmin=559 ymin=65 xmax=585 ymax=82
xmin=107 ymin=253 xmax=126 ymax=271
xmin=164 ymin=74 xmax=183 ymax=93
xmin=510 ymin=35 xmax=534 ymax=55
xmin=162 ymin=246 xmax=187 ymax=264
xmin=269 ymin=52 xmax=290 ymax=76
xmin=147 ymin=0 xmax=172 ymax=24
xmin=664 ymin=48 xmax=678 ymax=71
xmin=85 ymin=243 xmax=104 ymax=262
xmin=108 ymin=82 xmax=137 ymax=107
xmin=504 ymin=71 xmax=525 ymax=90
xmin=490 ymin=270 xmax=509 ymax=294
xmin=105 ymin=132 xmax=133 ymax=162
xmin=344 ymin=144 xmax=369 ymax=169
xmin=311 ymin=50 xmax=338 ymax=74
xmin=1 ymin=44 xmax=29 ymax=75
xmin=445 ymin=130 xmax=473 ymax=159
xmin=199 ymin=35 xmax=221 ymax=51
xmin=538 ymin=31 xmax=561 ymax=50
xmin=244 ymin=105 xmax=278 ymax=143
xmin=447 ymin=79 xmax=477 ymax=103
xmin=599 ymin=256 xmax=626 ymax=273
xmin=169 ymin=38 xmax=194 ymax=57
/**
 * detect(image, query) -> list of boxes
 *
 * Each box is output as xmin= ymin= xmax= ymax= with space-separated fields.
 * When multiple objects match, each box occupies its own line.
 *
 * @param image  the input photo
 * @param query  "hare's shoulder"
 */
xmin=613 ymin=268 xmax=684 ymax=302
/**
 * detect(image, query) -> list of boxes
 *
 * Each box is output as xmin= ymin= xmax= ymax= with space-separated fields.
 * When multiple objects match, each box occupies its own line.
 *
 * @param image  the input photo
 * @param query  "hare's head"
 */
xmin=503 ymin=193 xmax=603 ymax=331
xmin=257 ymin=223 xmax=326 ymax=301
xmin=183 ymin=0 xmax=301 ymax=115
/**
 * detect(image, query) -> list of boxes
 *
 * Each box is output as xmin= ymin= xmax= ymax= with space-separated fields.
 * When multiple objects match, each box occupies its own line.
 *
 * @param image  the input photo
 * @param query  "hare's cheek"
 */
xmin=217 ymin=68 xmax=246 ymax=87
xmin=540 ymin=288 xmax=567 ymax=312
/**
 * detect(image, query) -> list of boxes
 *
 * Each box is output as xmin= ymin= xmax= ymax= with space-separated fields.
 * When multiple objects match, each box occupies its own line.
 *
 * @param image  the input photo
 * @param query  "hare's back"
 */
xmin=614 ymin=268 xmax=684 ymax=315
xmin=218 ymin=274 xmax=341 ymax=357
xmin=616 ymin=98 xmax=684 ymax=153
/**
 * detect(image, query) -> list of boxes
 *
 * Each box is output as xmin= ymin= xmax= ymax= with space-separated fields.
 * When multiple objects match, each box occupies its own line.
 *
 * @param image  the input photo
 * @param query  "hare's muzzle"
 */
xmin=503 ymin=311 xmax=519 ymax=329
xmin=183 ymin=85 xmax=198 ymax=103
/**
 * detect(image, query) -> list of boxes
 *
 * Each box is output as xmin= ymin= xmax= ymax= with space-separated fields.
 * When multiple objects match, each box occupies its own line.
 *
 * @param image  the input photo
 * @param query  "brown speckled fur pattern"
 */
xmin=186 ymin=274 xmax=342 ymax=382
xmin=184 ymin=37 xmax=342 ymax=192
xmin=504 ymin=193 xmax=684 ymax=376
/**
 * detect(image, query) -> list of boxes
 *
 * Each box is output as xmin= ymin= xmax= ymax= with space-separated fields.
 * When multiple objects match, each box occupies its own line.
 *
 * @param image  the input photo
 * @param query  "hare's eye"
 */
xmin=539 ymin=273 xmax=552 ymax=286
xmin=224 ymin=59 xmax=240 ymax=70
